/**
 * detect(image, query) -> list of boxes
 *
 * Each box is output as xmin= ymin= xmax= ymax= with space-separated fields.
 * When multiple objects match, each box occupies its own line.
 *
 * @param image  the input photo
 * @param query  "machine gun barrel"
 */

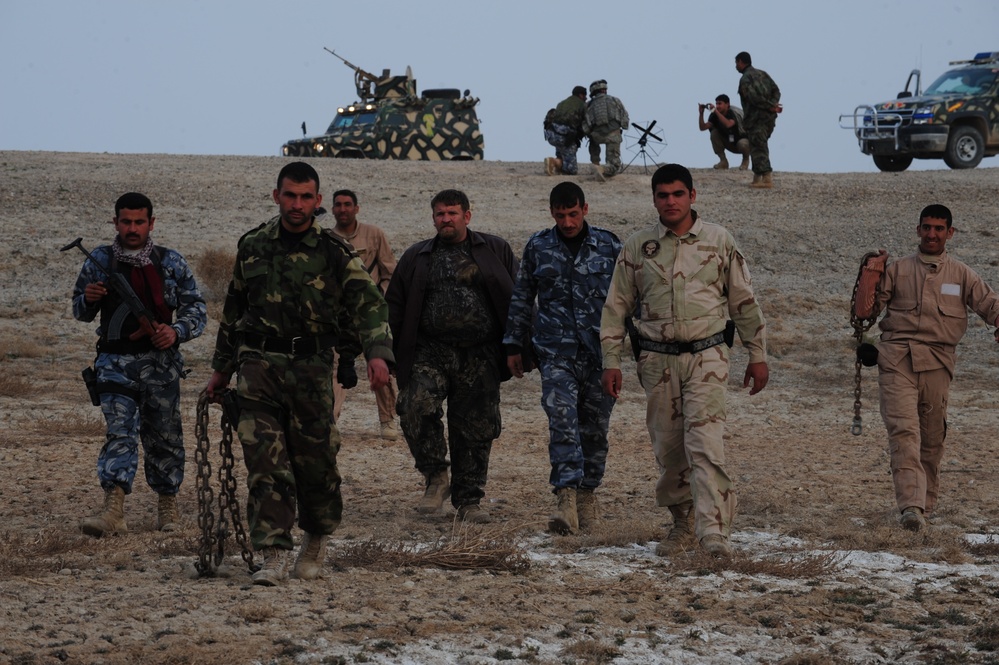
xmin=324 ymin=47 xmax=378 ymax=82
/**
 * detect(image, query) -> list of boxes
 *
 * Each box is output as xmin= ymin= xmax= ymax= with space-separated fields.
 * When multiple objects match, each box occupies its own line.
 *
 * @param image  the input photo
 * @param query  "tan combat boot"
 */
xmin=157 ymin=494 xmax=180 ymax=532
xmin=751 ymin=172 xmax=774 ymax=189
xmin=700 ymin=534 xmax=733 ymax=557
xmin=252 ymin=546 xmax=289 ymax=586
xmin=739 ymin=151 xmax=750 ymax=170
xmin=712 ymin=157 xmax=730 ymax=169
xmin=576 ymin=488 xmax=599 ymax=531
xmin=417 ymin=470 xmax=451 ymax=514
xmin=80 ymin=486 xmax=127 ymax=537
xmin=548 ymin=487 xmax=578 ymax=535
xmin=457 ymin=503 xmax=490 ymax=524
xmin=293 ymin=533 xmax=328 ymax=580
xmin=544 ymin=157 xmax=555 ymax=176
xmin=379 ymin=419 xmax=399 ymax=441
xmin=900 ymin=506 xmax=926 ymax=532
xmin=655 ymin=501 xmax=694 ymax=557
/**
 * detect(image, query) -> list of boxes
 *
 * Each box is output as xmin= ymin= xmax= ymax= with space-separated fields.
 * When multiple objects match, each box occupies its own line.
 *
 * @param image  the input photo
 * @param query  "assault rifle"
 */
xmin=61 ymin=237 xmax=158 ymax=340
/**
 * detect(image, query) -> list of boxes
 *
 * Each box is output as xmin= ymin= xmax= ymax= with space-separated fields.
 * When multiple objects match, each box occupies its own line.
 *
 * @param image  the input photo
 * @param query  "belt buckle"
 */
xmin=290 ymin=336 xmax=304 ymax=355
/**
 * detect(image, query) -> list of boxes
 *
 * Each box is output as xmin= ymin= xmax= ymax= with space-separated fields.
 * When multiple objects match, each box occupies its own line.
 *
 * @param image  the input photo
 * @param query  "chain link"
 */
xmin=194 ymin=390 xmax=255 ymax=576
xmin=849 ymin=252 xmax=881 ymax=436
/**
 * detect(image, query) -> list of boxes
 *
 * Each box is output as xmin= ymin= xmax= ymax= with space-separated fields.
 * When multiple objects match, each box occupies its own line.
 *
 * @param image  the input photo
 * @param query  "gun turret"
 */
xmin=324 ymin=47 xmax=380 ymax=102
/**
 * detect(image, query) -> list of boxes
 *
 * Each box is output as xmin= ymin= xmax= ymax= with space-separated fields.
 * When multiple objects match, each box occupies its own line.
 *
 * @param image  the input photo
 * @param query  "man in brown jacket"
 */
xmin=856 ymin=204 xmax=999 ymax=531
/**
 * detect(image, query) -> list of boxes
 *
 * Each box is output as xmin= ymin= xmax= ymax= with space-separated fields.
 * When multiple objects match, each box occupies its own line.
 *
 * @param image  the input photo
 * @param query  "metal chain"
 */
xmin=194 ymin=390 xmax=255 ymax=576
xmin=849 ymin=252 xmax=881 ymax=436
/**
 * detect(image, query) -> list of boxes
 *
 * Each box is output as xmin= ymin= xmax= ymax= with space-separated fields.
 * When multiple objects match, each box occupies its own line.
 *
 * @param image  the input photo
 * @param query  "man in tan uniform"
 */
xmin=329 ymin=189 xmax=400 ymax=440
xmin=855 ymin=204 xmax=999 ymax=531
xmin=600 ymin=163 xmax=768 ymax=558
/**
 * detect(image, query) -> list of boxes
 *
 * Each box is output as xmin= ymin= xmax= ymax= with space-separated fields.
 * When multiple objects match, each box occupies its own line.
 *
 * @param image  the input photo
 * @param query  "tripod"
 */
xmin=621 ymin=121 xmax=664 ymax=174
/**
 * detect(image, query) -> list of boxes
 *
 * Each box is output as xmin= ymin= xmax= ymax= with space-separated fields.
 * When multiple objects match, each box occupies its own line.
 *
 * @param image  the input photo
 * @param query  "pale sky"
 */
xmin=2 ymin=0 xmax=997 ymax=173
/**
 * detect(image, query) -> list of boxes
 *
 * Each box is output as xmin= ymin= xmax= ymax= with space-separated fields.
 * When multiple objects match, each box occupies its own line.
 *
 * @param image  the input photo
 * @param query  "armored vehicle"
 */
xmin=839 ymin=51 xmax=999 ymax=171
xmin=282 ymin=49 xmax=484 ymax=160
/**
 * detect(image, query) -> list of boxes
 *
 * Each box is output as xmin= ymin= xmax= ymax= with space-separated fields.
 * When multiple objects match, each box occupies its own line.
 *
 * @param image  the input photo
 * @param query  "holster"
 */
xmin=724 ymin=320 xmax=736 ymax=348
xmin=81 ymin=367 xmax=100 ymax=407
xmin=221 ymin=389 xmax=241 ymax=429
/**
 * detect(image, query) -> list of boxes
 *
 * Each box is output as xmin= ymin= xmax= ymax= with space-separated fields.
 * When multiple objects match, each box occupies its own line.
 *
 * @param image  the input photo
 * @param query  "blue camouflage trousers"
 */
xmin=540 ymin=352 xmax=615 ymax=490
xmin=236 ymin=349 xmax=343 ymax=550
xmin=397 ymin=340 xmax=501 ymax=507
xmin=95 ymin=351 xmax=184 ymax=495
xmin=545 ymin=124 xmax=580 ymax=175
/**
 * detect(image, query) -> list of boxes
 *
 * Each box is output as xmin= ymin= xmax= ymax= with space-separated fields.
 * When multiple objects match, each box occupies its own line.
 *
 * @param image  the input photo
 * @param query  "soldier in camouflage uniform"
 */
xmin=600 ymin=164 xmax=768 ymax=558
xmin=205 ymin=162 xmax=393 ymax=586
xmin=735 ymin=51 xmax=782 ymax=188
xmin=73 ymin=192 xmax=207 ymax=538
xmin=385 ymin=189 xmax=518 ymax=524
xmin=504 ymin=182 xmax=621 ymax=534
xmin=544 ymin=86 xmax=587 ymax=176
xmin=583 ymin=79 xmax=630 ymax=180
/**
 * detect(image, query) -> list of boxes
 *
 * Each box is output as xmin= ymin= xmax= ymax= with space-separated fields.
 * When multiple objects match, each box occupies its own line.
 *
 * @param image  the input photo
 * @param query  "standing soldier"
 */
xmin=544 ymin=85 xmax=588 ymax=176
xmin=583 ymin=79 xmax=630 ymax=180
xmin=854 ymin=205 xmax=999 ymax=531
xmin=504 ymin=182 xmax=621 ymax=534
xmin=601 ymin=164 xmax=768 ymax=558
xmin=205 ymin=162 xmax=393 ymax=586
xmin=735 ymin=51 xmax=782 ymax=188
xmin=385 ymin=189 xmax=518 ymax=524
xmin=328 ymin=189 xmax=400 ymax=440
xmin=72 ymin=192 xmax=207 ymax=537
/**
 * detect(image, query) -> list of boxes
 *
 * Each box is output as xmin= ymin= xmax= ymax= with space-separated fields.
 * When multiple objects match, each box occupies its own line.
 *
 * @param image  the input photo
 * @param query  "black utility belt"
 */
xmin=638 ymin=330 xmax=728 ymax=356
xmin=242 ymin=332 xmax=337 ymax=356
xmin=98 ymin=338 xmax=156 ymax=355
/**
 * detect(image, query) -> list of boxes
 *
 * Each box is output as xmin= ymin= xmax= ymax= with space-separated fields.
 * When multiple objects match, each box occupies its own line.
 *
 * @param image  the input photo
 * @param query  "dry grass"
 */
xmin=335 ymin=521 xmax=530 ymax=573
xmin=668 ymin=547 xmax=844 ymax=580
xmin=0 ymin=337 xmax=48 ymax=360
xmin=0 ymin=374 xmax=41 ymax=397
xmin=195 ymin=248 xmax=235 ymax=302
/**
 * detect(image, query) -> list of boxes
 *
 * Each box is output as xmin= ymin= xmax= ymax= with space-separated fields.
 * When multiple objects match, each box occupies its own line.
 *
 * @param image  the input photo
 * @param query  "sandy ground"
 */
xmin=2 ymin=151 xmax=999 ymax=665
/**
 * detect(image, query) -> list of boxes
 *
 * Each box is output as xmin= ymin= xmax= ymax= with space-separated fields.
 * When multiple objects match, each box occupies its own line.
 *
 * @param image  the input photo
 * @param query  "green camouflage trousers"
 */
xmin=236 ymin=348 xmax=342 ymax=550
xmin=397 ymin=339 xmax=501 ymax=507
xmin=637 ymin=344 xmax=736 ymax=539
xmin=587 ymin=129 xmax=624 ymax=176
xmin=743 ymin=110 xmax=776 ymax=175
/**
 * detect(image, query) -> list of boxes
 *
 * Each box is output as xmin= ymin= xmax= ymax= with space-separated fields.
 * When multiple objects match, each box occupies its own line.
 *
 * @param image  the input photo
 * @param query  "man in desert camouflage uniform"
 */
xmin=735 ymin=51 xmax=781 ymax=188
xmin=600 ymin=164 xmax=768 ymax=558
xmin=386 ymin=189 xmax=518 ymax=524
xmin=583 ymin=79 xmax=630 ymax=179
xmin=504 ymin=182 xmax=621 ymax=534
xmin=206 ymin=162 xmax=393 ymax=586
xmin=854 ymin=204 xmax=999 ymax=532
xmin=544 ymin=85 xmax=587 ymax=176
xmin=73 ymin=192 xmax=207 ymax=538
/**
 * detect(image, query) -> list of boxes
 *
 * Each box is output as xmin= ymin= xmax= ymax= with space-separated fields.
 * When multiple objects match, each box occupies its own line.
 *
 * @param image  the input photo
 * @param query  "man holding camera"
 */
xmin=698 ymin=95 xmax=750 ymax=170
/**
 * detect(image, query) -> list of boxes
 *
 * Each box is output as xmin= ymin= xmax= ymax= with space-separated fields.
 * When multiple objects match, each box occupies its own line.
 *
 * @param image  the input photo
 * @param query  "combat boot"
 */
xmin=548 ymin=487 xmax=578 ymax=535
xmin=552 ymin=158 xmax=563 ymax=174
xmin=900 ymin=507 xmax=926 ymax=532
xmin=700 ymin=534 xmax=733 ymax=558
xmin=417 ymin=470 xmax=450 ymax=514
xmin=739 ymin=151 xmax=750 ymax=170
xmin=594 ymin=164 xmax=606 ymax=181
xmin=576 ymin=489 xmax=599 ymax=531
xmin=544 ymin=157 xmax=555 ymax=176
xmin=292 ymin=533 xmax=328 ymax=580
xmin=457 ymin=503 xmax=490 ymax=524
xmin=157 ymin=493 xmax=180 ymax=532
xmin=750 ymin=173 xmax=762 ymax=187
xmin=80 ymin=486 xmax=127 ymax=537
xmin=751 ymin=172 xmax=774 ymax=189
xmin=379 ymin=419 xmax=399 ymax=441
xmin=712 ymin=157 xmax=730 ymax=169
xmin=655 ymin=501 xmax=694 ymax=557
xmin=252 ymin=546 xmax=289 ymax=586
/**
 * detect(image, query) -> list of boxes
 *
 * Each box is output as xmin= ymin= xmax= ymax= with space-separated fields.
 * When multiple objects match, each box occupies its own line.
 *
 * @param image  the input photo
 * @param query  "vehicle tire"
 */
xmin=943 ymin=126 xmax=984 ymax=169
xmin=872 ymin=155 xmax=913 ymax=172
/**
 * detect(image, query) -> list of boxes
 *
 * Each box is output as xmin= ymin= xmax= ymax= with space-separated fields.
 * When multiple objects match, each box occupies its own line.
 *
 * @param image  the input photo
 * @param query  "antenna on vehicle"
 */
xmin=301 ymin=121 xmax=307 ymax=137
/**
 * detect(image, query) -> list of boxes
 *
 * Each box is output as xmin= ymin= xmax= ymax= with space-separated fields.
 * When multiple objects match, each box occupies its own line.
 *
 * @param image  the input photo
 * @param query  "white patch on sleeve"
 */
xmin=941 ymin=283 xmax=961 ymax=296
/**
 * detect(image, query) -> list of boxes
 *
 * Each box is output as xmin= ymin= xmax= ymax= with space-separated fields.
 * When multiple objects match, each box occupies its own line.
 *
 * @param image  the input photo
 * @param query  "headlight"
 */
xmin=282 ymin=146 xmax=289 ymax=156
xmin=314 ymin=143 xmax=324 ymax=153
xmin=911 ymin=106 xmax=936 ymax=124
